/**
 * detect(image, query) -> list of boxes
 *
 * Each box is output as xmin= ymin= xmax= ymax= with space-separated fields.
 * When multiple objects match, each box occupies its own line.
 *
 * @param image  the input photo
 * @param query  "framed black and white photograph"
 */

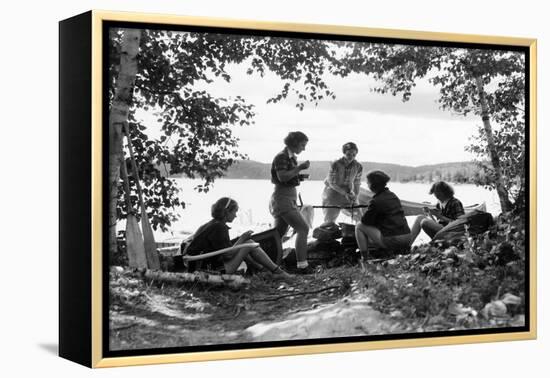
xmin=59 ymin=10 xmax=537 ymax=368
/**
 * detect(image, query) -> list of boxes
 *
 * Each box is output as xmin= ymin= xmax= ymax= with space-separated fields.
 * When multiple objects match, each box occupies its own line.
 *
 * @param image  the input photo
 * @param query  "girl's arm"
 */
xmin=276 ymin=160 xmax=310 ymax=182
xmin=233 ymin=230 xmax=254 ymax=246
xmin=326 ymin=162 xmax=349 ymax=195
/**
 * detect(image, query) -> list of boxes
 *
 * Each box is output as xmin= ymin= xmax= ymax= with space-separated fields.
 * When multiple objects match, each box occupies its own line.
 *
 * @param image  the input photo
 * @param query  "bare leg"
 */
xmin=355 ymin=223 xmax=385 ymax=253
xmin=274 ymin=216 xmax=289 ymax=239
xmin=322 ymin=187 xmax=342 ymax=224
xmin=224 ymin=240 xmax=286 ymax=274
xmin=421 ymin=218 xmax=444 ymax=239
xmin=355 ymin=223 xmax=370 ymax=253
xmin=279 ymin=209 xmax=310 ymax=264
xmin=223 ymin=247 xmax=253 ymax=274
xmin=322 ymin=207 xmax=340 ymax=224
xmin=248 ymin=247 xmax=279 ymax=271
xmin=410 ymin=215 xmax=428 ymax=244
xmin=243 ymin=255 xmax=264 ymax=271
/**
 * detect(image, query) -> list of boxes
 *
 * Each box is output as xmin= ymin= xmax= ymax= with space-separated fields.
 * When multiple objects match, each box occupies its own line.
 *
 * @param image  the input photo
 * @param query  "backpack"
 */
xmin=433 ymin=210 xmax=494 ymax=242
xmin=313 ymin=222 xmax=342 ymax=241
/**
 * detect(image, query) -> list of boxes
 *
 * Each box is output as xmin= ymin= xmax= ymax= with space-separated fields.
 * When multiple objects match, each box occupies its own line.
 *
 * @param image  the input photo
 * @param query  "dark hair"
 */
xmin=342 ymin=142 xmax=358 ymax=154
xmin=211 ymin=197 xmax=238 ymax=221
xmin=366 ymin=170 xmax=390 ymax=192
xmin=284 ymin=131 xmax=309 ymax=148
xmin=429 ymin=181 xmax=455 ymax=199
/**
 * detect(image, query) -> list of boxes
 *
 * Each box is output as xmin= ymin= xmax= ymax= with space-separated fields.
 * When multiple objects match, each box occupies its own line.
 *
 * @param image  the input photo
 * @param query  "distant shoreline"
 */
xmin=170 ymin=159 xmax=486 ymax=184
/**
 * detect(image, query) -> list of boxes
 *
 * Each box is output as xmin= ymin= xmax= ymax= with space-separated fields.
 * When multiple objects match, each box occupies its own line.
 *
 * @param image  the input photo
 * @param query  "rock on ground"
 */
xmin=246 ymin=296 xmax=398 ymax=341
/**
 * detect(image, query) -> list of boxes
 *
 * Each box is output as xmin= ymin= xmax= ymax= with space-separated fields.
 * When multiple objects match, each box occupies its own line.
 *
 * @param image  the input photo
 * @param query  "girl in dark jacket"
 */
xmin=186 ymin=197 xmax=291 ymax=278
xmin=355 ymin=170 xmax=412 ymax=258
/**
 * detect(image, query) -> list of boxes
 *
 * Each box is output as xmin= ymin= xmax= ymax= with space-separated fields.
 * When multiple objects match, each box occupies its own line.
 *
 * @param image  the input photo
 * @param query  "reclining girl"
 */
xmin=185 ymin=197 xmax=292 ymax=279
xmin=410 ymin=181 xmax=465 ymax=244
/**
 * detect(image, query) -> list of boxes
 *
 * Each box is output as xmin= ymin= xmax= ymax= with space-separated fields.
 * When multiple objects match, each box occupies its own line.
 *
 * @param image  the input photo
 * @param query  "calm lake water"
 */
xmin=155 ymin=178 xmax=501 ymax=246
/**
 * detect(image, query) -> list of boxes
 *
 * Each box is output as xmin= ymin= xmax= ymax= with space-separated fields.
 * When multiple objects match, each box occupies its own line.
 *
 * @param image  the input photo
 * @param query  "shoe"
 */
xmin=295 ymin=265 xmax=316 ymax=275
xmin=271 ymin=266 xmax=293 ymax=280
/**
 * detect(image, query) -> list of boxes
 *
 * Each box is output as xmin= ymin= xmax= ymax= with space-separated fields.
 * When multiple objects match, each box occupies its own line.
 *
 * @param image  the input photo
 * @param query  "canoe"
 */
xmin=342 ymin=188 xmax=486 ymax=218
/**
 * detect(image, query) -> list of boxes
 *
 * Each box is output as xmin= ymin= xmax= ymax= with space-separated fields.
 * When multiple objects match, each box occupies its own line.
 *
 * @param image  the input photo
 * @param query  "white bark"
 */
xmin=124 ymin=123 xmax=160 ymax=270
xmin=108 ymin=29 xmax=141 ymax=257
xmin=144 ymin=270 xmax=250 ymax=288
xmin=475 ymin=77 xmax=512 ymax=212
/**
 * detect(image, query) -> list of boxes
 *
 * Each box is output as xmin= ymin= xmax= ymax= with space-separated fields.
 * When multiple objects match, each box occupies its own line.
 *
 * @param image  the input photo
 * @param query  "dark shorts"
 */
xmin=382 ymin=233 xmax=412 ymax=250
xmin=269 ymin=185 xmax=298 ymax=217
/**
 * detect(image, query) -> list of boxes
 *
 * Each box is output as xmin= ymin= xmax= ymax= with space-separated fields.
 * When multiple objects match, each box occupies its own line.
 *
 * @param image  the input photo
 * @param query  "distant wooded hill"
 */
xmin=221 ymin=159 xmax=486 ymax=184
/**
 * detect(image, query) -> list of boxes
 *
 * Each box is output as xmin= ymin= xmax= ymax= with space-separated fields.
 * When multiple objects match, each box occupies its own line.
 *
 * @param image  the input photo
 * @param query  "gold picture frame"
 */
xmin=59 ymin=10 xmax=537 ymax=368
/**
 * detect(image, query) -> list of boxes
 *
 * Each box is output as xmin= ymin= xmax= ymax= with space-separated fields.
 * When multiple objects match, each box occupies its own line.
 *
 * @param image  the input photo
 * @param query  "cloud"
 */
xmin=233 ymin=103 xmax=480 ymax=166
xmin=141 ymin=60 xmax=483 ymax=167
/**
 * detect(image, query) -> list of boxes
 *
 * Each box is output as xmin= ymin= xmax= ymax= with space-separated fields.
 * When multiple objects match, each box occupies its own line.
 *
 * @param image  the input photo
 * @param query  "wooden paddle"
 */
xmin=182 ymin=242 xmax=259 ymax=261
xmin=120 ymin=158 xmax=147 ymax=269
xmin=124 ymin=123 xmax=160 ymax=270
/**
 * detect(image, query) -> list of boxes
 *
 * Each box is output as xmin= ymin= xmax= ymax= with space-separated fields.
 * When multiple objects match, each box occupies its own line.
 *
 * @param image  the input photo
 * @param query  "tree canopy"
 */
xmin=340 ymin=44 xmax=526 ymax=211
xmin=108 ymin=28 xmax=345 ymax=252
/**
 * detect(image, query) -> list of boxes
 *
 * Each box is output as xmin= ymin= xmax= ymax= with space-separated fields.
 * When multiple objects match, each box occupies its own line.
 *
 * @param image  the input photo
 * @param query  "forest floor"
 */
xmin=109 ymin=212 xmax=526 ymax=351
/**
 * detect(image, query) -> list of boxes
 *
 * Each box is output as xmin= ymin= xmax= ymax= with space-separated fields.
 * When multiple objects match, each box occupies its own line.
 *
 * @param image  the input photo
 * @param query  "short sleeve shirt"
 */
xmin=325 ymin=158 xmax=363 ymax=192
xmin=271 ymin=148 xmax=300 ymax=187
xmin=436 ymin=197 xmax=465 ymax=225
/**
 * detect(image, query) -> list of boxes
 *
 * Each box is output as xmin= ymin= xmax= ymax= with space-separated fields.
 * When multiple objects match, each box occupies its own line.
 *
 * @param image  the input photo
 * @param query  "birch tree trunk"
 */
xmin=143 ymin=270 xmax=250 ymax=288
xmin=108 ymin=29 xmax=142 ymax=257
xmin=475 ymin=76 xmax=512 ymax=213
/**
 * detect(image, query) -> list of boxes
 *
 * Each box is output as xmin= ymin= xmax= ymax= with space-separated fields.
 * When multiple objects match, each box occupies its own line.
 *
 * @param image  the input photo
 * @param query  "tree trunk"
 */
xmin=108 ymin=29 xmax=142 ymax=258
xmin=475 ymin=77 xmax=512 ymax=213
xmin=143 ymin=270 xmax=250 ymax=288
xmin=124 ymin=124 xmax=160 ymax=270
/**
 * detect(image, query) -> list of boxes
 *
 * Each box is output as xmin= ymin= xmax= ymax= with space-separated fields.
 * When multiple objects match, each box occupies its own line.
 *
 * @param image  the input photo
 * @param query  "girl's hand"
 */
xmin=298 ymin=160 xmax=310 ymax=170
xmin=241 ymin=230 xmax=254 ymax=240
xmin=234 ymin=230 xmax=254 ymax=246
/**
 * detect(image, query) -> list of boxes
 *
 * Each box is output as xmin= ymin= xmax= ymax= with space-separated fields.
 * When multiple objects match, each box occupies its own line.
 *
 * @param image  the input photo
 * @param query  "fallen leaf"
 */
xmin=443 ymin=258 xmax=455 ymax=265
xmin=442 ymin=247 xmax=458 ymax=258
xmin=421 ymin=262 xmax=438 ymax=271
xmin=390 ymin=310 xmax=404 ymax=318
xmin=456 ymin=251 xmax=475 ymax=264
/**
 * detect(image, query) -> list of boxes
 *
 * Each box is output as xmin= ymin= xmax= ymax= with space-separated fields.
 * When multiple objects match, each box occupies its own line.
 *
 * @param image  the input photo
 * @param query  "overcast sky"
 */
xmin=137 ymin=36 xmax=485 ymax=167
xmin=197 ymin=66 xmax=481 ymax=166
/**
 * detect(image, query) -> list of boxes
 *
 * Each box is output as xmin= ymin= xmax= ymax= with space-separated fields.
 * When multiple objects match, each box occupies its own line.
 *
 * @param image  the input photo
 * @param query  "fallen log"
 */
xmin=143 ymin=270 xmax=250 ymax=288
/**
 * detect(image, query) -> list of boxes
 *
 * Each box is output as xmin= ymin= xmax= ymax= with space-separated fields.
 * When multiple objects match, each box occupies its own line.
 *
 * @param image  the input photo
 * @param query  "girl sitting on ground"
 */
xmin=185 ymin=197 xmax=291 ymax=278
xmin=355 ymin=170 xmax=412 ymax=259
xmin=410 ymin=181 xmax=465 ymax=243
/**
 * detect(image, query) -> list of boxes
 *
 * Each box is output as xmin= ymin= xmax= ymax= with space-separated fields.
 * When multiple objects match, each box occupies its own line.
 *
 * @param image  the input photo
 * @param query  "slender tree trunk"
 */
xmin=475 ymin=77 xmax=512 ymax=212
xmin=124 ymin=124 xmax=160 ymax=270
xmin=108 ymin=29 xmax=142 ymax=258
